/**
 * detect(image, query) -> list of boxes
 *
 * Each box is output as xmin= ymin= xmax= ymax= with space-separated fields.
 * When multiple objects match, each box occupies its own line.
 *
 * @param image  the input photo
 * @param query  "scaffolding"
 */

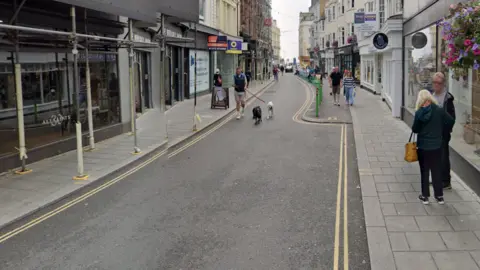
xmin=0 ymin=2 xmax=159 ymax=178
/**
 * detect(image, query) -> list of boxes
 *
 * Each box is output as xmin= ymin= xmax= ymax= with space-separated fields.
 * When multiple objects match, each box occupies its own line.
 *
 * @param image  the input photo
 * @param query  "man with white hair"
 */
xmin=431 ymin=72 xmax=455 ymax=190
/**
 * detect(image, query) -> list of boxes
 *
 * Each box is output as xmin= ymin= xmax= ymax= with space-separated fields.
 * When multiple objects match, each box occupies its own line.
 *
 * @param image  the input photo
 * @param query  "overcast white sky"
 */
xmin=271 ymin=0 xmax=310 ymax=61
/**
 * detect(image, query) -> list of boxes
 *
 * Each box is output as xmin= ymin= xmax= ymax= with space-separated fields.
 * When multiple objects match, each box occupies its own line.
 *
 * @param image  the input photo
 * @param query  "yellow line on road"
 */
xmin=333 ymin=124 xmax=344 ymax=270
xmin=0 ymin=149 xmax=168 ymax=244
xmin=344 ymin=124 xmax=349 ymax=270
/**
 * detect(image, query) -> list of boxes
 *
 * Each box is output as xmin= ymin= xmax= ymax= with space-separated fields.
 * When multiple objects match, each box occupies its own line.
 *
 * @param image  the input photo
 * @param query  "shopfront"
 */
xmin=325 ymin=49 xmax=335 ymax=74
xmin=403 ymin=0 xmax=480 ymax=188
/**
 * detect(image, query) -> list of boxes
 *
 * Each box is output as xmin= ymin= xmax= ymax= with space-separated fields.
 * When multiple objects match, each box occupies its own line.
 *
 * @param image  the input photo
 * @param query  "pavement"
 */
xmin=352 ymin=87 xmax=480 ymax=270
xmin=0 ymin=79 xmax=273 ymax=230
xmin=0 ymin=74 xmax=370 ymax=269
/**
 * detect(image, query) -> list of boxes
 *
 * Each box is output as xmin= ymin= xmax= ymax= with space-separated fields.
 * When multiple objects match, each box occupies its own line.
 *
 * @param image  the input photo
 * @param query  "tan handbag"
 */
xmin=404 ymin=132 xmax=418 ymax=163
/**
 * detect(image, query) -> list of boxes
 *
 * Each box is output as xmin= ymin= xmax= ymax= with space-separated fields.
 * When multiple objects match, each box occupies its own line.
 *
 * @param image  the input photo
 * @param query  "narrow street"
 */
xmin=0 ymin=74 xmax=370 ymax=269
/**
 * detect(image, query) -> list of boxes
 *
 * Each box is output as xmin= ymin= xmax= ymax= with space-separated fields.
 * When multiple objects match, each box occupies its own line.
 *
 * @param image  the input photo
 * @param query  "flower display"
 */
xmin=438 ymin=0 xmax=480 ymax=80
xmin=332 ymin=40 xmax=338 ymax=48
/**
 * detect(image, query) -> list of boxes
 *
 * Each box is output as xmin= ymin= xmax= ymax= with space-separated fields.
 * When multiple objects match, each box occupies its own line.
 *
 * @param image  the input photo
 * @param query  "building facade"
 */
xmin=402 ymin=0 xmax=480 ymax=188
xmin=357 ymin=0 xmax=402 ymax=117
xmin=240 ymin=0 xmax=273 ymax=79
xmin=271 ymin=20 xmax=281 ymax=65
xmin=299 ymin=12 xmax=314 ymax=66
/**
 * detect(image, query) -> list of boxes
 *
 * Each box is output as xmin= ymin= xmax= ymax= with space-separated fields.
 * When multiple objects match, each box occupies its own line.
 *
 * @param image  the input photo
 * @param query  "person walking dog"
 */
xmin=412 ymin=90 xmax=455 ymax=205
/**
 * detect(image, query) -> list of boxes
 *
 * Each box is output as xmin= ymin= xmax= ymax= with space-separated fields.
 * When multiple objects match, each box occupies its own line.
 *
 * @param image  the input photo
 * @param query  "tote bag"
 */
xmin=404 ymin=132 xmax=418 ymax=163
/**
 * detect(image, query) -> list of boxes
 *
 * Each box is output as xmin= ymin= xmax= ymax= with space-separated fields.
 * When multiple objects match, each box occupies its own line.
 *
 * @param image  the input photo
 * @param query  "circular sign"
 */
xmin=412 ymin=32 xmax=428 ymax=49
xmin=230 ymin=41 xmax=237 ymax=48
xmin=373 ymin=33 xmax=389 ymax=50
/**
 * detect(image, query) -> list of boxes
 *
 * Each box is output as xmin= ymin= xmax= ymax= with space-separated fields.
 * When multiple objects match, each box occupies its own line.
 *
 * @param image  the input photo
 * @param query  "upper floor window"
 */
xmin=341 ymin=0 xmax=345 ymax=14
xmin=327 ymin=9 xmax=332 ymax=22
xmin=340 ymin=27 xmax=345 ymax=45
xmin=332 ymin=6 xmax=336 ymax=20
xmin=352 ymin=0 xmax=355 ymax=8
xmin=379 ymin=0 xmax=385 ymax=28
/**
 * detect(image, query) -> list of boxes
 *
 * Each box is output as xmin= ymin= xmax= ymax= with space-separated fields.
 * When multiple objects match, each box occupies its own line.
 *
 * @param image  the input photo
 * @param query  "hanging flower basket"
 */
xmin=332 ymin=40 xmax=338 ymax=48
xmin=347 ymin=35 xmax=357 ymax=44
xmin=438 ymin=0 xmax=480 ymax=80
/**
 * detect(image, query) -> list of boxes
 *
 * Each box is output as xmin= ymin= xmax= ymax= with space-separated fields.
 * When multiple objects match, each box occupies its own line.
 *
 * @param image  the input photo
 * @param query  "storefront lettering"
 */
xmin=42 ymin=114 xmax=71 ymax=127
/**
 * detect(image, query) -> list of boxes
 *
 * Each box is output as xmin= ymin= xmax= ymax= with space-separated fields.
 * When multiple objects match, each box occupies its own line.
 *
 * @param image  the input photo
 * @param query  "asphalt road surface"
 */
xmin=0 ymin=74 xmax=370 ymax=270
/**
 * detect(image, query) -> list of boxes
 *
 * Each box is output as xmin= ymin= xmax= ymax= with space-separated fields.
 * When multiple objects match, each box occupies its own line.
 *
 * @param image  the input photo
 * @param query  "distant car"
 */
xmin=285 ymin=64 xmax=294 ymax=73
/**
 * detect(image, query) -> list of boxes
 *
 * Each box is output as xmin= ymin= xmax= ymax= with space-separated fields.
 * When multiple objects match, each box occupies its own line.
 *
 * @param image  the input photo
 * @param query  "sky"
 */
xmin=271 ymin=0 xmax=310 ymax=61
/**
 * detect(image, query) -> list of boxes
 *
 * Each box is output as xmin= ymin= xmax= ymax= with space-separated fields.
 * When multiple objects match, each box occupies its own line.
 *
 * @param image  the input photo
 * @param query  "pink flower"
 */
xmin=464 ymin=39 xmax=473 ymax=47
xmin=473 ymin=49 xmax=480 ymax=56
xmin=450 ymin=4 xmax=457 ymax=9
xmin=448 ymin=43 xmax=456 ymax=49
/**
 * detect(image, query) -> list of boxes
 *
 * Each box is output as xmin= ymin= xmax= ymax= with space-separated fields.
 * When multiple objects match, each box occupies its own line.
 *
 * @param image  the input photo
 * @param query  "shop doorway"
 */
xmin=134 ymin=51 xmax=151 ymax=112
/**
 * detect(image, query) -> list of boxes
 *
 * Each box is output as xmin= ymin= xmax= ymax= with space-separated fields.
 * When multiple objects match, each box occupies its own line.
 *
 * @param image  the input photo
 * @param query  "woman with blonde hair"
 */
xmin=343 ymin=70 xmax=356 ymax=106
xmin=412 ymin=89 xmax=455 ymax=205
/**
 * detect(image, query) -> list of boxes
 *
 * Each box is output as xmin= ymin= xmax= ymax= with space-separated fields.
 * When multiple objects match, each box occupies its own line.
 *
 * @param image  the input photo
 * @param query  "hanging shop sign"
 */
xmin=373 ymin=33 xmax=389 ymax=50
xmin=189 ymin=50 xmax=210 ymax=94
xmin=264 ymin=18 xmax=273 ymax=26
xmin=354 ymin=12 xmax=377 ymax=32
xmin=207 ymin=35 xmax=228 ymax=50
xmin=226 ymin=40 xmax=242 ymax=54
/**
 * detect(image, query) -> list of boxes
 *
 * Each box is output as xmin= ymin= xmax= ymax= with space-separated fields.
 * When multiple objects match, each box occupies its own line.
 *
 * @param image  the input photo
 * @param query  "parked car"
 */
xmin=285 ymin=64 xmax=294 ymax=73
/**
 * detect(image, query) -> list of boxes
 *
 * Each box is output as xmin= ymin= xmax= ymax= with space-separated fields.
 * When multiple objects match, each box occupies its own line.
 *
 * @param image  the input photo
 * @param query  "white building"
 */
xmin=357 ymin=0 xmax=403 ymax=117
xmin=298 ymin=12 xmax=314 ymax=65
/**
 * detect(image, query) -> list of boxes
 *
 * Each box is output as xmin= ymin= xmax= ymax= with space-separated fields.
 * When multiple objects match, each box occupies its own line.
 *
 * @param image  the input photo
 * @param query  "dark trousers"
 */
xmin=441 ymin=139 xmax=451 ymax=185
xmin=418 ymin=148 xmax=443 ymax=198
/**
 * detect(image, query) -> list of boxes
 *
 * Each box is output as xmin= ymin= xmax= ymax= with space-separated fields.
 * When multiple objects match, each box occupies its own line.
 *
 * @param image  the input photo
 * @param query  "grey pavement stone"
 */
xmin=452 ymin=202 xmax=480 ymax=215
xmin=406 ymin=232 xmax=447 ymax=251
xmin=404 ymin=192 xmax=421 ymax=202
xmin=448 ymin=215 xmax=480 ymax=231
xmin=470 ymin=251 xmax=480 ymax=267
xmin=385 ymin=216 xmax=419 ymax=232
xmin=376 ymin=183 xmax=390 ymax=192
xmin=367 ymin=227 xmax=396 ymax=270
xmin=364 ymin=197 xmax=385 ymax=227
xmin=395 ymin=203 xmax=428 ymax=216
xmin=424 ymin=204 xmax=459 ymax=216
xmin=440 ymin=231 xmax=480 ymax=250
xmin=370 ymin=161 xmax=392 ymax=168
xmin=388 ymin=183 xmax=414 ymax=192
xmin=360 ymin=176 xmax=378 ymax=197
xmin=374 ymin=175 xmax=398 ymax=183
xmin=415 ymin=216 xmax=453 ymax=231
xmin=368 ymin=157 xmax=379 ymax=161
xmin=389 ymin=232 xmax=410 ymax=251
xmin=382 ymin=168 xmax=405 ymax=175
xmin=381 ymin=203 xmax=397 ymax=216
xmin=432 ymin=251 xmax=480 ymax=270
xmin=379 ymin=193 xmax=407 ymax=203
xmin=394 ymin=252 xmax=437 ymax=270
xmin=378 ymin=156 xmax=398 ymax=162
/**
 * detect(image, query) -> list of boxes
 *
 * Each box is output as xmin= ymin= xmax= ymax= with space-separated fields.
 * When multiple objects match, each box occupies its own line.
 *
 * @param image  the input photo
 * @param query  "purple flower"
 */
xmin=474 ymin=60 xmax=480 ymax=70
xmin=473 ymin=43 xmax=479 ymax=51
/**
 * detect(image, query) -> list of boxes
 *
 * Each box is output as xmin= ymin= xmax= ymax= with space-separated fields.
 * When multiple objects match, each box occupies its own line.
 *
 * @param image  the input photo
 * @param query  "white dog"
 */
xmin=266 ymin=101 xmax=274 ymax=119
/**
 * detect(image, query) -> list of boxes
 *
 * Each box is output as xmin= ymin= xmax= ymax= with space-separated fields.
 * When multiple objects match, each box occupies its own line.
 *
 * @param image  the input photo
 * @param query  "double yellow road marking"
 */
xmin=0 ymin=149 xmax=168 ymax=244
xmin=333 ymin=124 xmax=349 ymax=270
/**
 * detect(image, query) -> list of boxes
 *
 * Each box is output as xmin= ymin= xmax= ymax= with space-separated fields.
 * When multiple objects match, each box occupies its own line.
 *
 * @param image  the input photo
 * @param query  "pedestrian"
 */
xmin=329 ymin=67 xmax=343 ymax=106
xmin=245 ymin=69 xmax=252 ymax=88
xmin=273 ymin=66 xmax=279 ymax=81
xmin=280 ymin=65 xmax=285 ymax=76
xmin=213 ymin=69 xmax=225 ymax=101
xmin=412 ymin=90 xmax=455 ymax=205
xmin=343 ymin=70 xmax=355 ymax=106
xmin=430 ymin=72 xmax=455 ymax=190
xmin=233 ymin=67 xmax=247 ymax=119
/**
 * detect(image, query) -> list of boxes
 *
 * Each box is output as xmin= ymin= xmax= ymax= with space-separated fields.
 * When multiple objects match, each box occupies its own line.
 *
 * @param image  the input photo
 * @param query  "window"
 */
xmin=332 ymin=6 xmax=336 ymax=20
xmin=352 ymin=23 xmax=355 ymax=34
xmin=333 ymin=32 xmax=336 ymax=41
xmin=362 ymin=60 xmax=374 ymax=84
xmin=327 ymin=9 xmax=331 ymax=22
xmin=340 ymin=27 xmax=345 ymax=45
xmin=352 ymin=0 xmax=354 ymax=8
xmin=379 ymin=0 xmax=385 ymax=28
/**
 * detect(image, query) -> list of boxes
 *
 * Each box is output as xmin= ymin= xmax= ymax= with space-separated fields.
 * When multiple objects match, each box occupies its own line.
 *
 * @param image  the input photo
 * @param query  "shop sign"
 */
xmin=189 ymin=50 xmax=210 ymax=94
xmin=78 ymin=53 xmax=116 ymax=62
xmin=373 ymin=33 xmax=388 ymax=50
xmin=338 ymin=47 xmax=351 ymax=55
xmin=226 ymin=40 xmax=242 ymax=54
xmin=354 ymin=12 xmax=377 ymax=32
xmin=207 ymin=35 xmax=227 ymax=50
xmin=42 ymin=114 xmax=71 ymax=127
xmin=133 ymin=34 xmax=151 ymax=43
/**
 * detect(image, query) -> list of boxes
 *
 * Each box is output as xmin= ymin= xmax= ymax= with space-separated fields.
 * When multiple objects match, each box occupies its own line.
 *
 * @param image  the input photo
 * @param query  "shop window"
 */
xmin=403 ymin=25 xmax=436 ymax=114
xmin=0 ymin=52 xmax=120 ymax=158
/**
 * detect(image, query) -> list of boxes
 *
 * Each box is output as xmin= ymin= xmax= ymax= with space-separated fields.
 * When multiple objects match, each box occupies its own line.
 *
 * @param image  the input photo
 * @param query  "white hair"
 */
xmin=415 ymin=89 xmax=438 ymax=111
xmin=432 ymin=72 xmax=445 ymax=83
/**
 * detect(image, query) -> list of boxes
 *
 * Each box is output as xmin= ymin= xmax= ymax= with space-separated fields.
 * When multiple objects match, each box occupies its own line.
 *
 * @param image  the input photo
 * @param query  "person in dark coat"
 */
xmin=412 ymin=90 xmax=455 ymax=205
xmin=430 ymin=72 xmax=455 ymax=190
xmin=213 ymin=69 xmax=225 ymax=101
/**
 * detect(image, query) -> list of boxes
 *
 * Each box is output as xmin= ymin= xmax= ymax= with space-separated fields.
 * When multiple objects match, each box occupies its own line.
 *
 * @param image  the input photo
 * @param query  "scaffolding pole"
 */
xmin=71 ymin=6 xmax=87 ymax=180
xmin=192 ymin=23 xmax=197 ymax=132
xmin=128 ymin=19 xmax=140 ymax=154
xmin=84 ymin=9 xmax=95 ymax=150
xmin=160 ymin=14 xmax=168 ymax=140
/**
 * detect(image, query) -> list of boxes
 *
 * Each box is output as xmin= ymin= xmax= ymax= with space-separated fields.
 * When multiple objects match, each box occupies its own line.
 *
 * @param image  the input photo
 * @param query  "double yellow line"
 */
xmin=333 ymin=124 xmax=349 ymax=270
xmin=0 ymin=149 xmax=168 ymax=244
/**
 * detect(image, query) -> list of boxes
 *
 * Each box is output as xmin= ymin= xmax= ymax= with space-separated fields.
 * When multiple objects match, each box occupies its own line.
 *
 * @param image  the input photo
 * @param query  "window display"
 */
xmin=0 ymin=52 xmax=120 ymax=158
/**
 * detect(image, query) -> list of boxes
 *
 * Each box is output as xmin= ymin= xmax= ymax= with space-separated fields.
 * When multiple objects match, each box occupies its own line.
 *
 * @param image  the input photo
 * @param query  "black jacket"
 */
xmin=442 ymin=92 xmax=455 ymax=140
